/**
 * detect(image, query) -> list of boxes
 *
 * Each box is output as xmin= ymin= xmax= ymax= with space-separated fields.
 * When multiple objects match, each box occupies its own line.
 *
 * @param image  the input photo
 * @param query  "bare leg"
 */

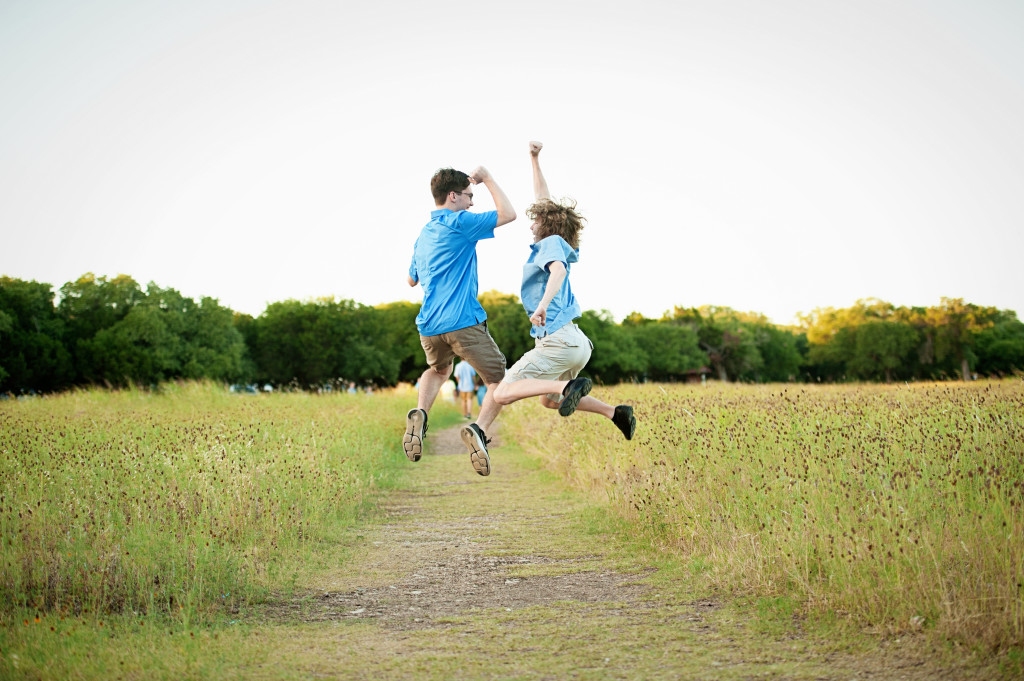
xmin=492 ymin=378 xmax=569 ymax=405
xmin=573 ymin=395 xmax=615 ymax=419
xmin=539 ymin=394 xmax=614 ymax=419
xmin=416 ymin=364 xmax=452 ymax=413
xmin=475 ymin=382 xmax=504 ymax=433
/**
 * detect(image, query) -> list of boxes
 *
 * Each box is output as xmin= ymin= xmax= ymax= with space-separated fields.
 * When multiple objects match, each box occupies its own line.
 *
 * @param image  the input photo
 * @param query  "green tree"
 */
xmin=248 ymin=298 xmax=397 ymax=388
xmin=372 ymin=301 xmax=425 ymax=383
xmin=249 ymin=299 xmax=335 ymax=386
xmin=58 ymin=273 xmax=145 ymax=382
xmin=669 ymin=306 xmax=762 ymax=382
xmin=81 ymin=303 xmax=182 ymax=385
xmin=755 ymin=323 xmax=804 ymax=382
xmin=0 ymin=277 xmax=72 ymax=392
xmin=58 ymin=273 xmax=144 ymax=341
xmin=178 ymin=295 xmax=250 ymax=382
xmin=232 ymin=311 xmax=259 ymax=382
xmin=577 ymin=310 xmax=645 ymax=384
xmin=342 ymin=305 xmax=400 ymax=386
xmin=57 ymin=277 xmax=249 ymax=387
xmin=974 ymin=310 xmax=1024 ymax=376
xmin=926 ymin=298 xmax=996 ymax=381
xmin=0 ymin=309 xmax=11 ymax=384
xmin=801 ymin=299 xmax=900 ymax=381
xmin=848 ymin=320 xmax=920 ymax=382
xmin=621 ymin=314 xmax=706 ymax=381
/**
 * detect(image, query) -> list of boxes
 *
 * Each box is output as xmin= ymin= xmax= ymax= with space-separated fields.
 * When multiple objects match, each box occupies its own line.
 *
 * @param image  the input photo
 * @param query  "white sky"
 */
xmin=2 ymin=0 xmax=1022 ymax=326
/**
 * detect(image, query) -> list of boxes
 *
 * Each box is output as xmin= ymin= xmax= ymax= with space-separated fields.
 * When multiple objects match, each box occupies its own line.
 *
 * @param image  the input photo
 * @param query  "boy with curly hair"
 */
xmin=486 ymin=142 xmax=636 ymax=447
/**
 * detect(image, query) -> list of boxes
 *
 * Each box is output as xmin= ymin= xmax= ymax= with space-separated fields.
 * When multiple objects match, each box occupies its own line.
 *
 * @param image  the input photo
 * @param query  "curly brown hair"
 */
xmin=526 ymin=198 xmax=586 ymax=250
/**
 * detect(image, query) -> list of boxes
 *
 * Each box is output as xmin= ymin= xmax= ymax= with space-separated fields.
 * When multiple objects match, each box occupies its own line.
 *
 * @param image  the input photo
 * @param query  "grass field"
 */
xmin=0 ymin=383 xmax=425 ymax=626
xmin=2 ymin=379 xmax=1021 ymax=678
xmin=502 ymin=379 xmax=1024 ymax=654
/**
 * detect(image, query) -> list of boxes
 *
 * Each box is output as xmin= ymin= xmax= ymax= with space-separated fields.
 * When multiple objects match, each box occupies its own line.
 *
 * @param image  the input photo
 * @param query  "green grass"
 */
xmin=0 ymin=382 xmax=425 ymax=626
xmin=2 ymin=379 xmax=1019 ymax=679
xmin=502 ymin=379 xmax=1024 ymax=653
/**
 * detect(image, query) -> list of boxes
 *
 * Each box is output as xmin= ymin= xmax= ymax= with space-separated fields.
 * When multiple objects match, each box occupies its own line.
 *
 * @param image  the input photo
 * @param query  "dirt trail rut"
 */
xmin=268 ymin=423 xmax=680 ymax=628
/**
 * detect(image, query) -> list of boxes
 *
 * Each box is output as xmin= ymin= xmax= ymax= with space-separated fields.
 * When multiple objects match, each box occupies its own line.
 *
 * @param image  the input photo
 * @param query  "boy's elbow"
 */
xmin=496 ymin=209 xmax=517 ymax=226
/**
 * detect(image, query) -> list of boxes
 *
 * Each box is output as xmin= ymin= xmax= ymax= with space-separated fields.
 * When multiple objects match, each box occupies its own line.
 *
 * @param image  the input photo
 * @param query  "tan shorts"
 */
xmin=420 ymin=322 xmax=506 ymax=385
xmin=504 ymin=323 xmax=593 ymax=401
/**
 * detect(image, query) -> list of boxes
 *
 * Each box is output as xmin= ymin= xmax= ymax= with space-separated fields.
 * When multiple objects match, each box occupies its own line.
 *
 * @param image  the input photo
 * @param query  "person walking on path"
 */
xmin=454 ymin=360 xmax=477 ymax=419
xmin=489 ymin=141 xmax=636 ymax=444
xmin=405 ymin=165 xmax=516 ymax=476
xmin=475 ymin=375 xmax=487 ymax=409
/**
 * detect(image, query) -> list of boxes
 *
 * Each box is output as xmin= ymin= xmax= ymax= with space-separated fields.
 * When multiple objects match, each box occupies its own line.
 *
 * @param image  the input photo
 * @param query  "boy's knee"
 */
xmin=492 ymin=382 xmax=511 ymax=406
xmin=431 ymin=363 xmax=453 ymax=378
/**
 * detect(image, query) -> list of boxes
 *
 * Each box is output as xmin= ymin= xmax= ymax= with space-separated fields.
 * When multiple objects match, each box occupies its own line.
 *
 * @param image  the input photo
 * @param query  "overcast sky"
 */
xmin=2 ymin=0 xmax=1022 ymax=326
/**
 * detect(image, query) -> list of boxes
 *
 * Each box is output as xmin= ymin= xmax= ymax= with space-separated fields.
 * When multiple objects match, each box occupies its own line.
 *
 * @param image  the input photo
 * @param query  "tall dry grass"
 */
xmin=503 ymin=379 xmax=1024 ymax=652
xmin=0 ymin=382 xmax=413 ymax=624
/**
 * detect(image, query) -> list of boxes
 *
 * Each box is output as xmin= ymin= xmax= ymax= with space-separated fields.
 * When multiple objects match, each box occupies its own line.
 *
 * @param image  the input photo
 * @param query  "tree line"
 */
xmin=2 ymin=274 xmax=1022 ymax=394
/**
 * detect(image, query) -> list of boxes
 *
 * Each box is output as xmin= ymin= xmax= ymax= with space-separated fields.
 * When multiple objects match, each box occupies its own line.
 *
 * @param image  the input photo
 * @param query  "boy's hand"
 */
xmin=468 ymin=166 xmax=491 ymax=184
xmin=530 ymin=306 xmax=547 ymax=326
xmin=529 ymin=141 xmax=543 ymax=156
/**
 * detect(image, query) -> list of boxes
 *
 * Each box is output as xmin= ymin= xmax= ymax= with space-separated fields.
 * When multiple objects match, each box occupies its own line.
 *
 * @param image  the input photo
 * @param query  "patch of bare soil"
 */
xmin=264 ymin=423 xmax=701 ymax=630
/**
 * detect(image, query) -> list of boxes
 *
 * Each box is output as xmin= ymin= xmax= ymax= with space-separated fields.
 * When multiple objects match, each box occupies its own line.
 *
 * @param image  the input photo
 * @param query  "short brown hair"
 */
xmin=526 ymin=198 xmax=586 ymax=250
xmin=430 ymin=168 xmax=471 ymax=206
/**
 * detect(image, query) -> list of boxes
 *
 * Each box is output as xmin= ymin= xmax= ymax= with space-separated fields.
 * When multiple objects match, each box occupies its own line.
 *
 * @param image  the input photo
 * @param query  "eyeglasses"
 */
xmin=456 ymin=191 xmax=474 ymax=199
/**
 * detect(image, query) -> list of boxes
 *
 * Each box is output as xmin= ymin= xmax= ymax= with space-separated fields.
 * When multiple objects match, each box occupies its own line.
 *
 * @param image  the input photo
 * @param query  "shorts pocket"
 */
xmin=539 ymin=333 xmax=578 ymax=350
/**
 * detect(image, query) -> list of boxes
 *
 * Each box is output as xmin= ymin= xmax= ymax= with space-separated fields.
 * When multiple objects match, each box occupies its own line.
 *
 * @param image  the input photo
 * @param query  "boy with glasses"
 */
xmin=405 ymin=165 xmax=516 ymax=476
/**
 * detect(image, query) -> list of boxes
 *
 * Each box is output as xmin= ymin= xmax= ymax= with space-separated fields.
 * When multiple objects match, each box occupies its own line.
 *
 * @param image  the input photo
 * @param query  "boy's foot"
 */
xmin=558 ymin=377 xmax=592 ymax=417
xmin=460 ymin=423 xmax=491 ymax=476
xmin=612 ymin=405 xmax=636 ymax=440
xmin=403 ymin=408 xmax=428 ymax=461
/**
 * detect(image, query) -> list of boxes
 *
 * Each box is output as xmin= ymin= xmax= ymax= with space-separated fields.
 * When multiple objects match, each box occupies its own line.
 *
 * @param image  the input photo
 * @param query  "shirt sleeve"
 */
xmin=408 ymin=246 xmax=418 ymax=281
xmin=533 ymin=236 xmax=579 ymax=271
xmin=454 ymin=210 xmax=499 ymax=242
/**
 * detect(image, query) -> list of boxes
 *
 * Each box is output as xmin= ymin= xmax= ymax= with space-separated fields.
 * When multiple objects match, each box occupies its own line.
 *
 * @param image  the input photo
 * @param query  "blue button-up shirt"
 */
xmin=521 ymin=235 xmax=581 ymax=338
xmin=410 ymin=209 xmax=498 ymax=337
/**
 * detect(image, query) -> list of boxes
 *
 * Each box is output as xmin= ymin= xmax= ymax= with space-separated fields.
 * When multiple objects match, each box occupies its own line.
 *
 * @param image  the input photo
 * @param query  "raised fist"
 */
xmin=468 ymin=166 xmax=491 ymax=183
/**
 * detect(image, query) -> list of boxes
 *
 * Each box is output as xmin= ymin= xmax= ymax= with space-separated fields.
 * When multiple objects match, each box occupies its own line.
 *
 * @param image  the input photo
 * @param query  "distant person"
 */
xmin=454 ymin=360 xmax=477 ymax=419
xmin=405 ymin=164 xmax=517 ymax=476
xmin=475 ymin=374 xmax=487 ymax=408
xmin=439 ymin=378 xmax=456 ymax=403
xmin=490 ymin=141 xmax=636 ymax=442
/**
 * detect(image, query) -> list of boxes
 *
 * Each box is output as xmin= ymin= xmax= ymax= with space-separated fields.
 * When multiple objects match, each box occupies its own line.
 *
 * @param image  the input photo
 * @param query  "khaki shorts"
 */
xmin=420 ymin=322 xmax=506 ymax=385
xmin=504 ymin=323 xmax=593 ymax=401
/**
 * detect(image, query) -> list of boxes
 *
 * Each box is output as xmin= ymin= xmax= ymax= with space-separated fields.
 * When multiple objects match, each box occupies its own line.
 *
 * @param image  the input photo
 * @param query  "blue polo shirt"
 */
xmin=454 ymin=360 xmax=476 ymax=391
xmin=521 ymin=235 xmax=581 ymax=338
xmin=410 ymin=209 xmax=498 ymax=337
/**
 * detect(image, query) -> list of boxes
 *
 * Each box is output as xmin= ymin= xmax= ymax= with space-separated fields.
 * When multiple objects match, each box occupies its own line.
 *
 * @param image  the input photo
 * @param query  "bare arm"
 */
xmin=407 ymin=274 xmax=418 ymax=287
xmin=468 ymin=166 xmax=516 ymax=226
xmin=529 ymin=141 xmax=551 ymax=201
xmin=529 ymin=261 xmax=567 ymax=327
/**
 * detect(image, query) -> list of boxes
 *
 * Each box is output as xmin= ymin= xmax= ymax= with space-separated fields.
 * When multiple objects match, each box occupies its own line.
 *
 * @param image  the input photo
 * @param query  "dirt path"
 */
xmin=251 ymin=424 xmax=999 ymax=680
